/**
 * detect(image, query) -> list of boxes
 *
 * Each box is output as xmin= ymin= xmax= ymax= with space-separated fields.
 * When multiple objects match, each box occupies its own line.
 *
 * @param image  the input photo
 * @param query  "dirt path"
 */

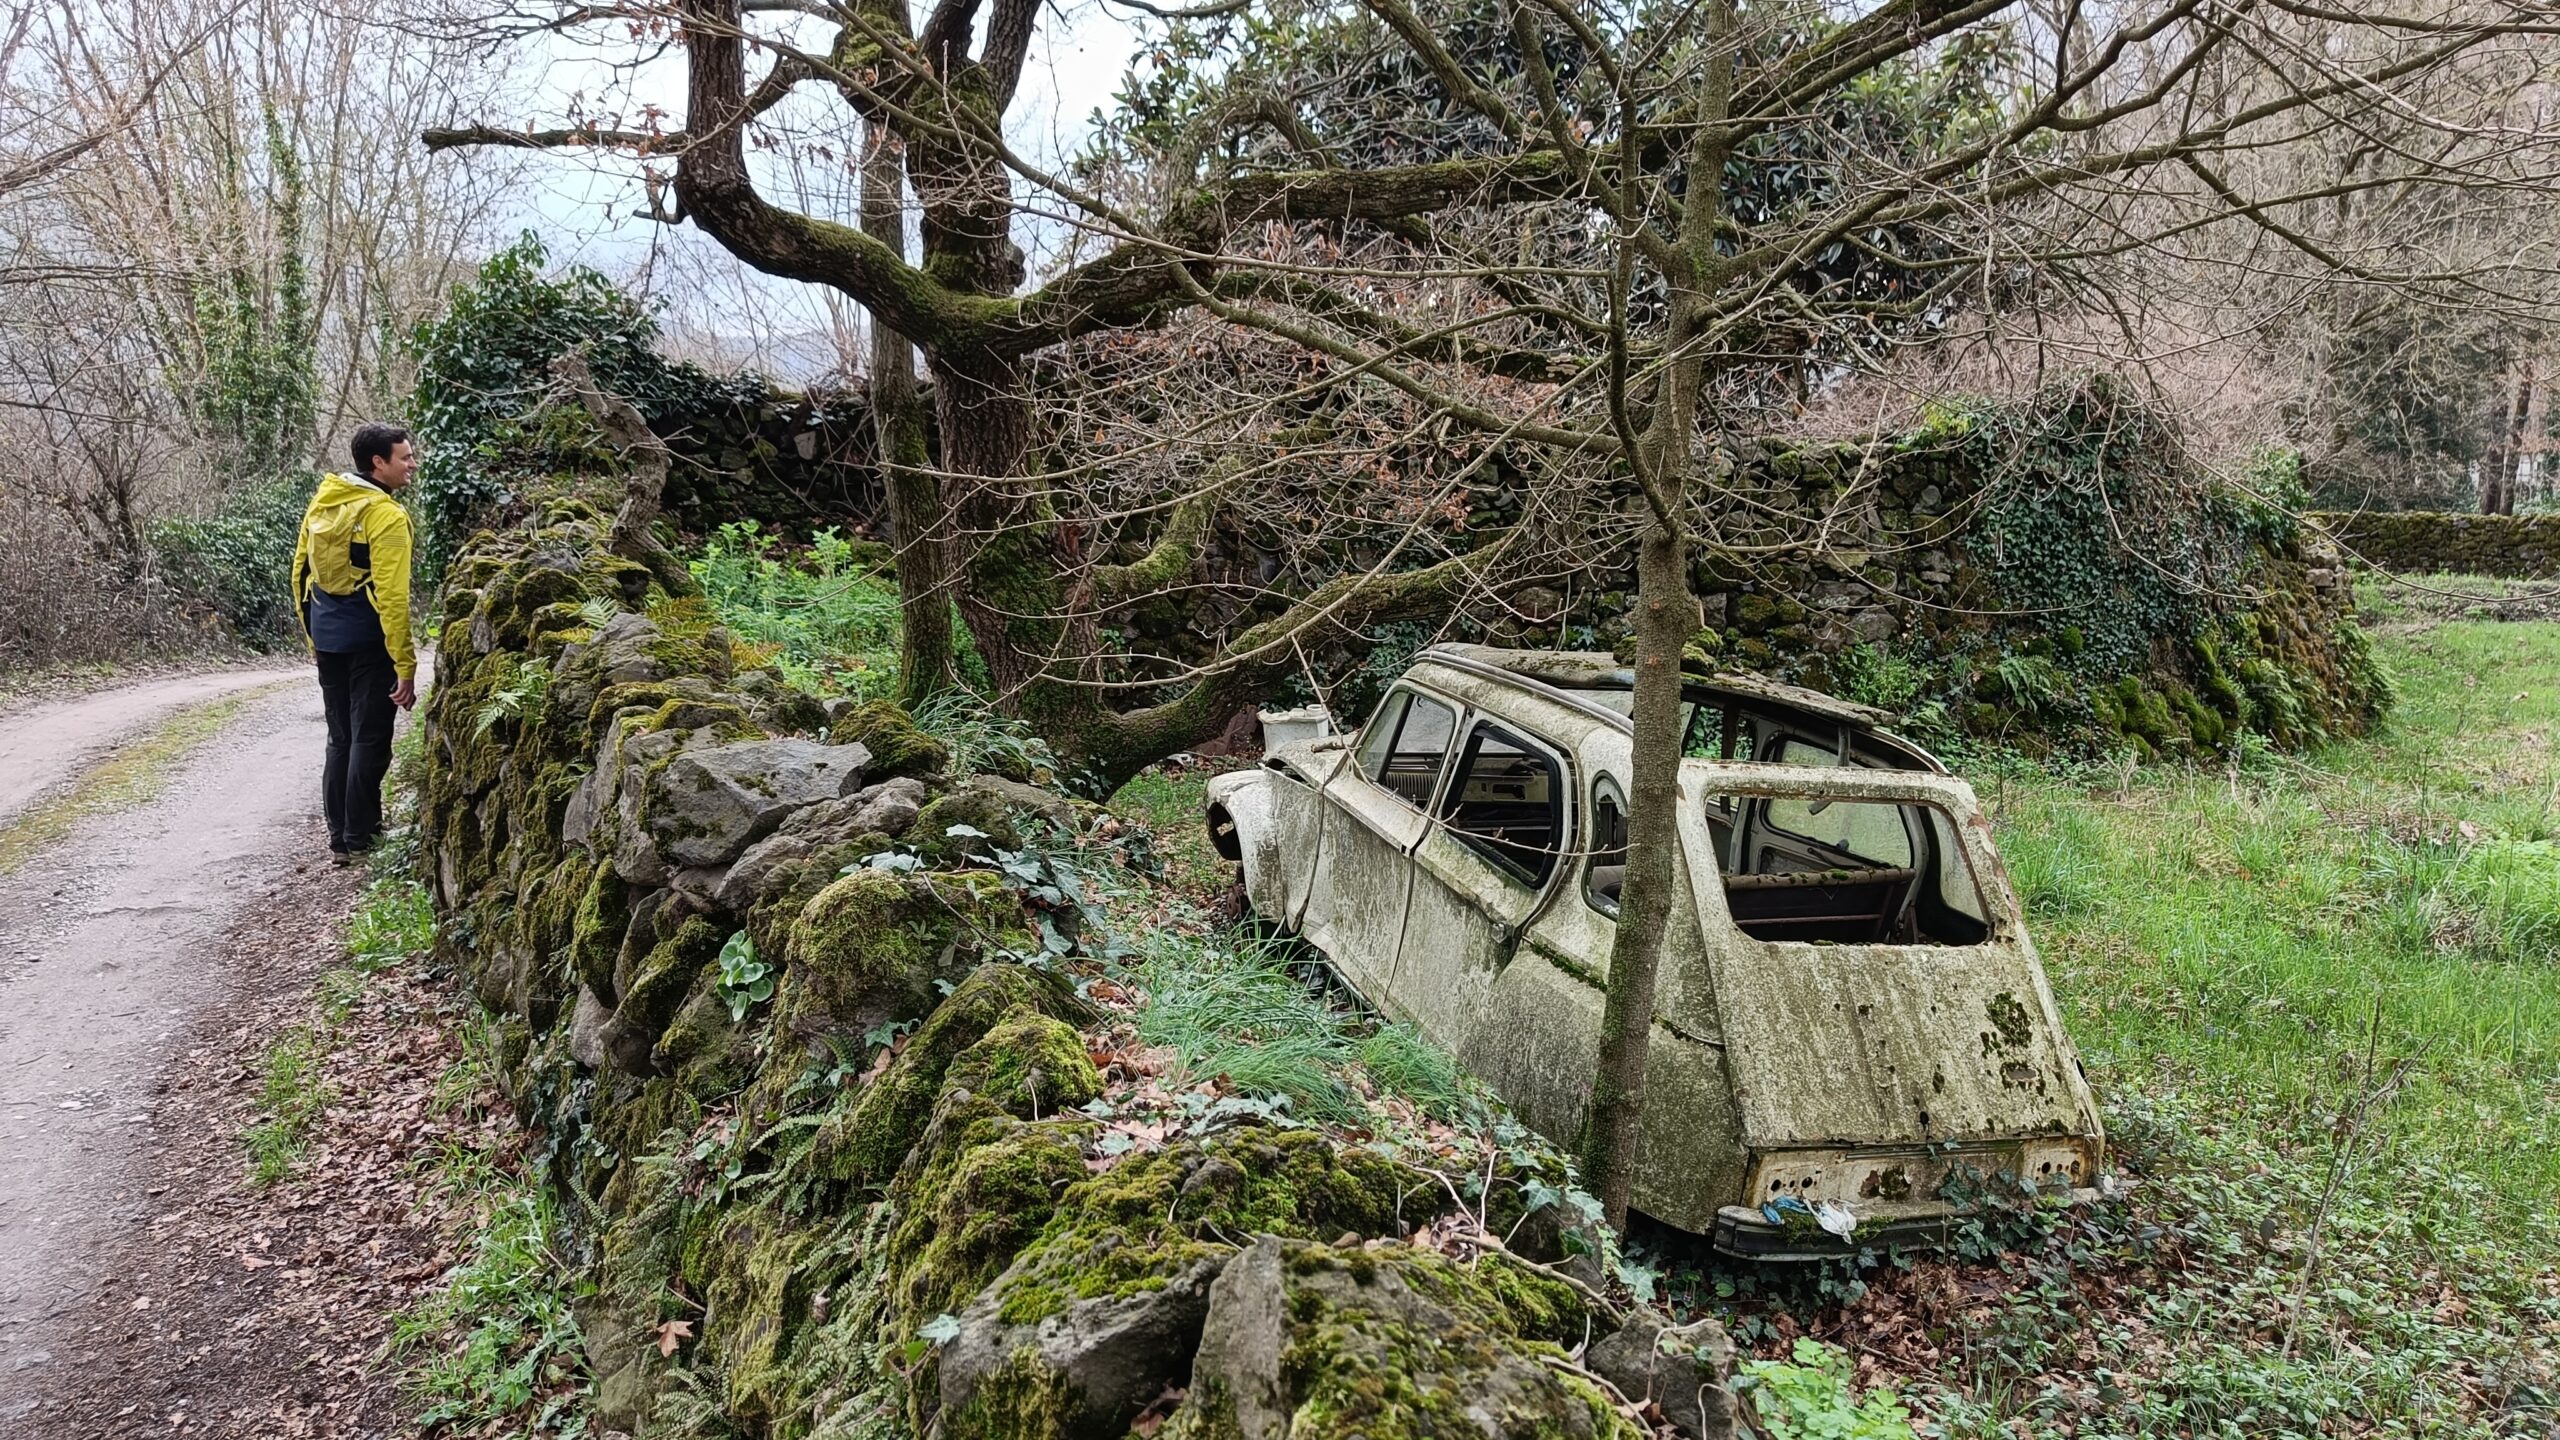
xmin=0 ymin=667 xmax=303 ymax=826
xmin=0 ymin=672 xmax=400 ymax=1431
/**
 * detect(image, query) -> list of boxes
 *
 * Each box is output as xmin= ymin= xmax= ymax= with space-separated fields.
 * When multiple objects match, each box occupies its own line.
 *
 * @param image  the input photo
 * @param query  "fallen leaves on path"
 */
xmin=8 ymin=859 xmax=515 ymax=1439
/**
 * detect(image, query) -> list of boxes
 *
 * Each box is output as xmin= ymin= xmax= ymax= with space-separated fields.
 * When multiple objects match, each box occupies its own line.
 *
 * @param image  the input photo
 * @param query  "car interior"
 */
xmin=1356 ymin=689 xmax=1459 ymax=807
xmin=1585 ymin=708 xmax=1992 ymax=945
xmin=1436 ymin=721 xmax=1564 ymax=884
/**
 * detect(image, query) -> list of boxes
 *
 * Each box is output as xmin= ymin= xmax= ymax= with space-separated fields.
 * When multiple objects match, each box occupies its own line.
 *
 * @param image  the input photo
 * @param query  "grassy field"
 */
xmin=1101 ymin=599 xmax=2560 ymax=1436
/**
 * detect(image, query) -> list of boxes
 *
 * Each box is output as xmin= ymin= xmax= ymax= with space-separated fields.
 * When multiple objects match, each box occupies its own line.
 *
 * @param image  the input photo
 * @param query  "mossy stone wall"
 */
xmin=417 ymin=498 xmax=1670 ymax=1440
xmin=2314 ymin=510 xmax=2560 ymax=579
xmin=1157 ymin=382 xmax=2390 ymax=760
xmin=651 ymin=387 xmax=885 ymax=543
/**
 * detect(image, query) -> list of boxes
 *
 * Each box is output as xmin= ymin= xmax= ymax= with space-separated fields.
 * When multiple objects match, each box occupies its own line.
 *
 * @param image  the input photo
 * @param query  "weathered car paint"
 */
xmin=1207 ymin=648 xmax=2105 ymax=1246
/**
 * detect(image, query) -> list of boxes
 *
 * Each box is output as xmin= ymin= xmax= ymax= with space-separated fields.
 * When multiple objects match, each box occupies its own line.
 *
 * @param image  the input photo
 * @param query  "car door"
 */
xmin=1397 ymin=716 xmax=1569 ymax=1049
xmin=1302 ymin=687 xmax=1456 ymax=1003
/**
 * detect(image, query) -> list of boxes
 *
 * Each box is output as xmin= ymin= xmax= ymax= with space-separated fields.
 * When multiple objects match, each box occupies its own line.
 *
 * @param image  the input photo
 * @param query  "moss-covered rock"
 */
xmin=807 ymin=964 xmax=1088 ymax=1191
xmin=905 ymin=788 xmax=1023 ymax=862
xmin=827 ymin=699 xmax=951 ymax=780
xmin=601 ymin=913 xmax=726 ymax=1076
xmin=1169 ymin=1236 xmax=1635 ymax=1440
xmin=780 ymin=868 xmax=1023 ymax=1045
xmin=570 ymin=862 xmax=630 ymax=1003
xmin=944 ymin=1011 xmax=1102 ymax=1118
xmin=962 ymin=1124 xmax=1443 ymax=1347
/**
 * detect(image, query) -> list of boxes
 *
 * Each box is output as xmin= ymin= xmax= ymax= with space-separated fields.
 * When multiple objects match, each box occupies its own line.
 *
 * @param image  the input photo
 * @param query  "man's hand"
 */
xmin=391 ymin=677 xmax=417 ymax=710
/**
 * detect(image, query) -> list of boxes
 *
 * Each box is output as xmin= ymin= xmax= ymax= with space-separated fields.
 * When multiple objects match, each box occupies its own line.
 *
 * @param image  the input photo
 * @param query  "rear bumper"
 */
xmin=1709 ymin=1186 xmax=2104 ymax=1261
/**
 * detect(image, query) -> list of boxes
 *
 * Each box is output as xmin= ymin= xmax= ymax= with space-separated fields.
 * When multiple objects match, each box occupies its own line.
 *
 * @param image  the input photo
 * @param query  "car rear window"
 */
xmin=1707 ymin=792 xmax=1992 ymax=946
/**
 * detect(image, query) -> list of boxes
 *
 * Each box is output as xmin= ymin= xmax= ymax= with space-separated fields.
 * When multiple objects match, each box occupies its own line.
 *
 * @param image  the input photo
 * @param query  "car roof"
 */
xmin=1417 ymin=644 xmax=1945 ymax=772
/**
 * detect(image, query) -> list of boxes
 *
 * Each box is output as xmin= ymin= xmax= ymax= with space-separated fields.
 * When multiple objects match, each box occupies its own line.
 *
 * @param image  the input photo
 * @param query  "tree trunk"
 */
xmin=862 ymin=122 xmax=954 ymax=706
xmin=2484 ymin=363 xmax=2535 ymax=516
xmin=1580 ymin=0 xmax=1735 ymax=1228
xmin=931 ymin=352 xmax=1120 ymax=749
xmin=1583 ymin=516 xmax=1691 ymax=1226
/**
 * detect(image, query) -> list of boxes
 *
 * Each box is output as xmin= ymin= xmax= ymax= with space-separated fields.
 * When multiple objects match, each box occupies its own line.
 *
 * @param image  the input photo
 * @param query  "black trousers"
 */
xmin=316 ymin=645 xmax=397 ymax=851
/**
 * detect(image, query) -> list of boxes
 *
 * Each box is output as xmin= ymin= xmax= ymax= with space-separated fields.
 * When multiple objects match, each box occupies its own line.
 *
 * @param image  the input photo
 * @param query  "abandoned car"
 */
xmin=1206 ymin=645 xmax=2105 ymax=1256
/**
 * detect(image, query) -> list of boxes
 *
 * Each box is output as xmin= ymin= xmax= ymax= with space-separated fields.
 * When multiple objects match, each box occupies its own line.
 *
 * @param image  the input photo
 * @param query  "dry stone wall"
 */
xmin=417 ymin=496 xmax=1721 ymax=1439
xmin=1159 ymin=384 xmax=2391 ymax=760
xmin=2314 ymin=510 xmax=2560 ymax=580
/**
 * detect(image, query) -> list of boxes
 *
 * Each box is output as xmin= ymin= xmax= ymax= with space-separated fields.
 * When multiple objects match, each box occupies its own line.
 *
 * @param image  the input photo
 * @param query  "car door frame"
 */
xmin=1396 ymin=708 xmax=1575 ymax=1045
xmin=1303 ymin=681 xmax=1462 ymax=1004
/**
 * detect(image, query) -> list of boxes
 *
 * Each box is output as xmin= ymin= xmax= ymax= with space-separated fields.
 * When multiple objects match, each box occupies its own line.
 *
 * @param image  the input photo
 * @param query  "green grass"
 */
xmin=1109 ymin=764 xmax=1239 ymax=905
xmin=390 ymin=1007 xmax=590 ymax=1438
xmin=243 ymin=1027 xmax=328 ymax=1187
xmin=691 ymin=521 xmax=902 ymax=697
xmin=1118 ymin=921 xmax=1472 ymax=1125
xmin=1994 ymin=617 xmax=2560 ymax=1218
xmin=1898 ymin=611 xmax=2560 ymax=1435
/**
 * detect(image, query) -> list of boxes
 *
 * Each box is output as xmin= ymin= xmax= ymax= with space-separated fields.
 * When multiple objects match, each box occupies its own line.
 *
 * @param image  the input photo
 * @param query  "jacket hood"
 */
xmin=310 ymin=472 xmax=392 ymax=507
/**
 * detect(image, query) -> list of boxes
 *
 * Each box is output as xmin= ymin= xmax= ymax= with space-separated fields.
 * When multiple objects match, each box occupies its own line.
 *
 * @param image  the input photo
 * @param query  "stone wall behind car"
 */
xmin=2313 ymin=510 xmax=2560 ymax=579
xmin=416 ymin=495 xmax=1727 ymax=1440
xmin=1154 ymin=380 xmax=2392 ymax=761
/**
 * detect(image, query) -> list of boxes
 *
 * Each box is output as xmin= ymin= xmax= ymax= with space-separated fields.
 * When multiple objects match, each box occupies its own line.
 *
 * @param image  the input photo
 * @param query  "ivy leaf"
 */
xmin=918 ymin=1313 xmax=963 ymax=1345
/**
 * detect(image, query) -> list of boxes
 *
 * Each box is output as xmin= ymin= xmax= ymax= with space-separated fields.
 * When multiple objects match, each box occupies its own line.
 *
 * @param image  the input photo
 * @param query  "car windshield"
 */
xmin=1702 ymin=790 xmax=1992 ymax=946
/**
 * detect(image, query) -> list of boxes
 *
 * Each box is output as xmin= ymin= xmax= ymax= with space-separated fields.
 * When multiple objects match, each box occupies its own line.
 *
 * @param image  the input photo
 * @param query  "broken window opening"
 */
xmin=1357 ymin=688 xmax=1458 ymax=809
xmin=1439 ymin=721 xmax=1564 ymax=887
xmin=1586 ymin=775 xmax=1629 ymax=915
xmin=1707 ymin=792 xmax=1992 ymax=947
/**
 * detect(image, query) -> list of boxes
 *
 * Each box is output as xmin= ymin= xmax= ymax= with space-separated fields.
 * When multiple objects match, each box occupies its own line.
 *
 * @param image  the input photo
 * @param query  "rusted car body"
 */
xmin=1206 ymin=645 xmax=2104 ymax=1257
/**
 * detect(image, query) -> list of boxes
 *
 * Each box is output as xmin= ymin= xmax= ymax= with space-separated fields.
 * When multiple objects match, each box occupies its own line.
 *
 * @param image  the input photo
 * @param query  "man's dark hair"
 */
xmin=351 ymin=423 xmax=410 ymax=480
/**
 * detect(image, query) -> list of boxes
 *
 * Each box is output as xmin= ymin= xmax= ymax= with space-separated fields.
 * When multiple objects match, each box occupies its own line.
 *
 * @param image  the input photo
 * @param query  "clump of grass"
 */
xmin=347 ymin=874 xmax=434 ymax=971
xmin=392 ymin=1182 xmax=590 ymax=1434
xmin=242 ymin=1028 xmax=327 ymax=1187
xmin=1122 ymin=926 xmax=1470 ymax=1124
xmin=391 ymin=1002 xmax=592 ymax=1434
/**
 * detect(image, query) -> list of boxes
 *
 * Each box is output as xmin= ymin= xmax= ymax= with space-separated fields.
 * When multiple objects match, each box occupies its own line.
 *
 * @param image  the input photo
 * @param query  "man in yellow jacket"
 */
xmin=290 ymin=423 xmax=418 ymax=864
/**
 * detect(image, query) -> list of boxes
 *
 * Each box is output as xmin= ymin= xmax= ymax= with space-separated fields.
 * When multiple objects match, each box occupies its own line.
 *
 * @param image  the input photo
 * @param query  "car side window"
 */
xmin=1586 ymin=775 xmax=1628 ymax=915
xmin=1358 ymin=689 xmax=1458 ymax=808
xmin=1438 ymin=720 xmax=1565 ymax=887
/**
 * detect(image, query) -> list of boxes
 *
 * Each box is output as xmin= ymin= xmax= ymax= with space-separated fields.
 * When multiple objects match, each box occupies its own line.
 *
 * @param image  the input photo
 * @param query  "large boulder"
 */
xmin=648 ymin=737 xmax=874 ymax=868
xmin=1174 ymin=1236 xmax=1634 ymax=1440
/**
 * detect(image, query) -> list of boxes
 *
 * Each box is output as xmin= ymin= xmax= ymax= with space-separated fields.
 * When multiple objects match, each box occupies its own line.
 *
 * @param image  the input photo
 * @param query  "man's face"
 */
xmin=372 ymin=440 xmax=417 ymax=492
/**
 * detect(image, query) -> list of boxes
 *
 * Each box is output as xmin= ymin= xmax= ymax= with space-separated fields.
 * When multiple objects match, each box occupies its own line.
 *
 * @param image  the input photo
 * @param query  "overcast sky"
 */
xmin=472 ymin=2 xmax=1144 ymax=380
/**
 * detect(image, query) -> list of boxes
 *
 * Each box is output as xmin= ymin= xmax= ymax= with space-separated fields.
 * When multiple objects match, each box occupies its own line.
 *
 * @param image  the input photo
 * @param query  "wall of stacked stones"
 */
xmin=1133 ymin=431 xmax=2380 ymax=756
xmin=2314 ymin=510 xmax=2560 ymax=579
xmin=651 ymin=388 xmax=887 ymax=541
xmin=416 ymin=496 xmax=1733 ymax=1439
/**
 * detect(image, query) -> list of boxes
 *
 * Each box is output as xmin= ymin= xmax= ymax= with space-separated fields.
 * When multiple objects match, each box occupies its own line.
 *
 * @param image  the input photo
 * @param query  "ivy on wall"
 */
xmin=407 ymin=236 xmax=863 ymax=581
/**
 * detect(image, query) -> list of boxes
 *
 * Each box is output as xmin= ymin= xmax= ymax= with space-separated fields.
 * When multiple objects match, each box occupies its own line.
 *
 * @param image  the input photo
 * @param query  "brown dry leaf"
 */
xmin=654 ymin=1319 xmax=695 ymax=1358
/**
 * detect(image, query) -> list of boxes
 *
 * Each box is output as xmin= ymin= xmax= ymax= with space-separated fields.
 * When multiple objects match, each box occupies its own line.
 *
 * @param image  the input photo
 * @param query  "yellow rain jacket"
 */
xmin=290 ymin=472 xmax=416 ymax=680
